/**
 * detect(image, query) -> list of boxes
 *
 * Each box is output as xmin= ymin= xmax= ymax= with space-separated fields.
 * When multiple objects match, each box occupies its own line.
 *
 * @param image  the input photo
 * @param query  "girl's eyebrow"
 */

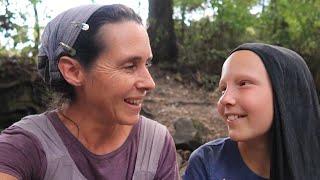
xmin=234 ymin=74 xmax=258 ymax=80
xmin=219 ymin=73 xmax=259 ymax=85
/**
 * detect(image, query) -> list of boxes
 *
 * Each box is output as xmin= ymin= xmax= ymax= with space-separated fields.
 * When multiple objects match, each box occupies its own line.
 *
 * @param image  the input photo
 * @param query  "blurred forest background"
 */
xmin=1 ymin=0 xmax=320 ymax=130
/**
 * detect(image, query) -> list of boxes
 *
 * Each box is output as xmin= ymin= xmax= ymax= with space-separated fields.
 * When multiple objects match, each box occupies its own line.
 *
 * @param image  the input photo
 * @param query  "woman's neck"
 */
xmin=237 ymin=134 xmax=271 ymax=179
xmin=57 ymin=103 xmax=133 ymax=155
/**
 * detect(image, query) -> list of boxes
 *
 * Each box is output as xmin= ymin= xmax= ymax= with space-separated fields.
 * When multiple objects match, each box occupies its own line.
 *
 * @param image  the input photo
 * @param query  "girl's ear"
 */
xmin=58 ymin=56 xmax=85 ymax=86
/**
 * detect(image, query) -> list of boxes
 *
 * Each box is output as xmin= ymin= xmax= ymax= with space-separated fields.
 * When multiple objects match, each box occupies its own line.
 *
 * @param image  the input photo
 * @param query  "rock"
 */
xmin=173 ymin=73 xmax=183 ymax=82
xmin=173 ymin=117 xmax=202 ymax=151
xmin=176 ymin=151 xmax=183 ymax=169
xmin=140 ymin=106 xmax=154 ymax=119
xmin=177 ymin=149 xmax=191 ymax=177
xmin=179 ymin=163 xmax=188 ymax=177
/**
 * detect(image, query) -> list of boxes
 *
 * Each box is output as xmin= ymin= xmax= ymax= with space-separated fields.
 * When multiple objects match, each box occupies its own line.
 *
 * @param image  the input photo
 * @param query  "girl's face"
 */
xmin=217 ymin=50 xmax=274 ymax=142
xmin=79 ymin=21 xmax=155 ymax=125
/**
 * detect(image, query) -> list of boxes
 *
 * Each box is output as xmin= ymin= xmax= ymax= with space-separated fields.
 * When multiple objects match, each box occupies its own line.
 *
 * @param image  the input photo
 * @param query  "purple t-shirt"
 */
xmin=0 ymin=111 xmax=179 ymax=180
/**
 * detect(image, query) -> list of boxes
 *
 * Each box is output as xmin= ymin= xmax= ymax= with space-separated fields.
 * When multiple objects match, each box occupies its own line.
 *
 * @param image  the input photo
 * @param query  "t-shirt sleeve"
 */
xmin=154 ymin=130 xmax=180 ymax=180
xmin=183 ymin=147 xmax=209 ymax=180
xmin=0 ymin=125 xmax=46 ymax=179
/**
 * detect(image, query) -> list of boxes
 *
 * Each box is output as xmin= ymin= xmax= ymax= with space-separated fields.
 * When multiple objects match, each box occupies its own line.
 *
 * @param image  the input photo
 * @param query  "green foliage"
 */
xmin=0 ymin=0 xmax=42 ymax=59
xmin=0 ymin=0 xmax=319 ymax=110
xmin=173 ymin=0 xmax=320 ymax=93
xmin=255 ymin=0 xmax=320 ymax=92
xmin=174 ymin=0 xmax=259 ymax=84
xmin=0 ymin=0 xmax=15 ymax=32
xmin=174 ymin=0 xmax=204 ymax=11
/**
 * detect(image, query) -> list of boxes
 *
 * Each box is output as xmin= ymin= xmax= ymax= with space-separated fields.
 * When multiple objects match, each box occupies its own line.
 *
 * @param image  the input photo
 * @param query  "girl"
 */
xmin=184 ymin=43 xmax=320 ymax=179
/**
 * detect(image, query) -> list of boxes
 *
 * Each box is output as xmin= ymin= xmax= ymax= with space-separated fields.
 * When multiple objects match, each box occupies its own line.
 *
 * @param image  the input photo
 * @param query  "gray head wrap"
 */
xmin=38 ymin=4 xmax=103 ymax=85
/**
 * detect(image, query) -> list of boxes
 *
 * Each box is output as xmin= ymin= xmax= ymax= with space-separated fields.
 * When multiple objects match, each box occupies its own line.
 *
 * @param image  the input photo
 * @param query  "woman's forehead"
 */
xmin=93 ymin=22 xmax=152 ymax=65
xmin=98 ymin=22 xmax=150 ymax=53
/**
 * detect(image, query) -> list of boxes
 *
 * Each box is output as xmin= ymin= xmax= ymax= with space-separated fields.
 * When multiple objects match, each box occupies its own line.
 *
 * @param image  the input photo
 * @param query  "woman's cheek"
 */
xmin=216 ymin=100 xmax=224 ymax=117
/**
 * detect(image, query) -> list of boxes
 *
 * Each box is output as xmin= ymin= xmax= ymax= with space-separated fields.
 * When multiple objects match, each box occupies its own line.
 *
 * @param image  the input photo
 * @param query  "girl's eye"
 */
xmin=239 ymin=80 xmax=250 ymax=86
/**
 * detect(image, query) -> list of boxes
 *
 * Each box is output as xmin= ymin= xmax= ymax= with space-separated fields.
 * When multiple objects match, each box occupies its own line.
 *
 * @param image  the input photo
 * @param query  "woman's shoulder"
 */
xmin=0 ymin=113 xmax=48 ymax=156
xmin=0 ymin=121 xmax=46 ymax=179
xmin=140 ymin=115 xmax=167 ymax=128
xmin=0 ymin=117 xmax=45 ymax=149
xmin=138 ymin=116 xmax=171 ymax=145
xmin=0 ymin=112 xmax=53 ymax=158
xmin=0 ymin=124 xmax=45 ymax=162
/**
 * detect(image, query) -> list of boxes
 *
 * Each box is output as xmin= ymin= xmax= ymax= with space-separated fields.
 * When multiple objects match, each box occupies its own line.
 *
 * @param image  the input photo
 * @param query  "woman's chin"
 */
xmin=117 ymin=114 xmax=140 ymax=125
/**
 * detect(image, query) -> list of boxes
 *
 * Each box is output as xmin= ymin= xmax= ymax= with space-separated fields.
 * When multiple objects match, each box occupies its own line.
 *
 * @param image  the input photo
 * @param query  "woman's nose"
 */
xmin=136 ymin=67 xmax=156 ymax=91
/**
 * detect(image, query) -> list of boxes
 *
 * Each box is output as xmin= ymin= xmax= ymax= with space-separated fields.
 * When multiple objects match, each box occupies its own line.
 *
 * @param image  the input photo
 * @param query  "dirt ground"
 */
xmin=143 ymin=67 xmax=228 ymax=143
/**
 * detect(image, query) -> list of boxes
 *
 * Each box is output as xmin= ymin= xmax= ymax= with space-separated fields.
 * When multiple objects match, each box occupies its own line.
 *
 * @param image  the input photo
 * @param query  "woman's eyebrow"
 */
xmin=119 ymin=56 xmax=153 ymax=64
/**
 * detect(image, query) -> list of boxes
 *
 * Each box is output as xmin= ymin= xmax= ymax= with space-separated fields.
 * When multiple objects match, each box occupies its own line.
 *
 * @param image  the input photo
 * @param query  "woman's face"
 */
xmin=80 ymin=21 xmax=155 ymax=125
xmin=217 ymin=50 xmax=274 ymax=141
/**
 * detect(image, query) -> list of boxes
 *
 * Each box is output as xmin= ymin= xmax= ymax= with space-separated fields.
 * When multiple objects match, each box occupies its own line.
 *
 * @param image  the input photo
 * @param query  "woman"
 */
xmin=0 ymin=4 xmax=179 ymax=180
xmin=183 ymin=43 xmax=320 ymax=179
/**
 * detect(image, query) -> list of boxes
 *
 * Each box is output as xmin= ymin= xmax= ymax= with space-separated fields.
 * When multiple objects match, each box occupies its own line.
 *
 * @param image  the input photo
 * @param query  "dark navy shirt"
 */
xmin=183 ymin=138 xmax=268 ymax=180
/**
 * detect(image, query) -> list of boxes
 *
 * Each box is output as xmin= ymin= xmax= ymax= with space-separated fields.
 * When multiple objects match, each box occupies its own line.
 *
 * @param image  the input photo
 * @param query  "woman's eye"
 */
xmin=124 ymin=63 xmax=136 ymax=69
xmin=146 ymin=60 xmax=152 ymax=68
xmin=219 ymin=86 xmax=226 ymax=94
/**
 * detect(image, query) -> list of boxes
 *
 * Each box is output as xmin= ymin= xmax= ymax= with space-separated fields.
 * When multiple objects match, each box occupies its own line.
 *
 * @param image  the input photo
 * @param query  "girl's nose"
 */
xmin=218 ymin=88 xmax=236 ymax=106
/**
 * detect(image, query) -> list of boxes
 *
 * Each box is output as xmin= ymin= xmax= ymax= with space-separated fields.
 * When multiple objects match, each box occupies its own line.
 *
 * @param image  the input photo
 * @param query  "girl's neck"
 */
xmin=237 ymin=134 xmax=271 ymax=179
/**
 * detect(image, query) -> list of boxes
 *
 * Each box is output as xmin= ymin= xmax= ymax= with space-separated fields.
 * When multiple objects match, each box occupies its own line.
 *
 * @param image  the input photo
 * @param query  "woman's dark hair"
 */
xmin=74 ymin=4 xmax=142 ymax=68
xmin=48 ymin=4 xmax=143 ymax=107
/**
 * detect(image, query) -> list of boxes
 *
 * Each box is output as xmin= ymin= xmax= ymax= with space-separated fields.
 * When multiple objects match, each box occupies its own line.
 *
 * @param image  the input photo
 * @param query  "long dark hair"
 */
xmin=232 ymin=43 xmax=320 ymax=179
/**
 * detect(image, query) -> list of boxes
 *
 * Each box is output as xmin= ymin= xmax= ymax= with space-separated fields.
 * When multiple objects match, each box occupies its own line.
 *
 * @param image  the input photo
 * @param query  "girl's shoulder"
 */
xmin=188 ymin=137 xmax=234 ymax=166
xmin=206 ymin=137 xmax=231 ymax=146
xmin=183 ymin=137 xmax=236 ymax=179
xmin=195 ymin=137 xmax=233 ymax=154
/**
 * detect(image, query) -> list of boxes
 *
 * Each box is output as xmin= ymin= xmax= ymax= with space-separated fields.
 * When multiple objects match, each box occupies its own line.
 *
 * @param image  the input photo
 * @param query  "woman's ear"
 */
xmin=58 ymin=56 xmax=85 ymax=86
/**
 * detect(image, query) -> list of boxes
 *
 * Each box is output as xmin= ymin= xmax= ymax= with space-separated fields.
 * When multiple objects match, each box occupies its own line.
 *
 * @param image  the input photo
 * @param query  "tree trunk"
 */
xmin=181 ymin=4 xmax=186 ymax=42
xmin=32 ymin=1 xmax=40 ymax=57
xmin=148 ymin=0 xmax=178 ymax=64
xmin=261 ymin=0 xmax=266 ymax=13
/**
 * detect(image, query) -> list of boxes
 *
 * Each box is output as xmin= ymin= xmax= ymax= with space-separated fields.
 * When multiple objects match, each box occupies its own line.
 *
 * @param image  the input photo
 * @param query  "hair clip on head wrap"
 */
xmin=59 ymin=42 xmax=76 ymax=56
xmin=71 ymin=21 xmax=89 ymax=31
